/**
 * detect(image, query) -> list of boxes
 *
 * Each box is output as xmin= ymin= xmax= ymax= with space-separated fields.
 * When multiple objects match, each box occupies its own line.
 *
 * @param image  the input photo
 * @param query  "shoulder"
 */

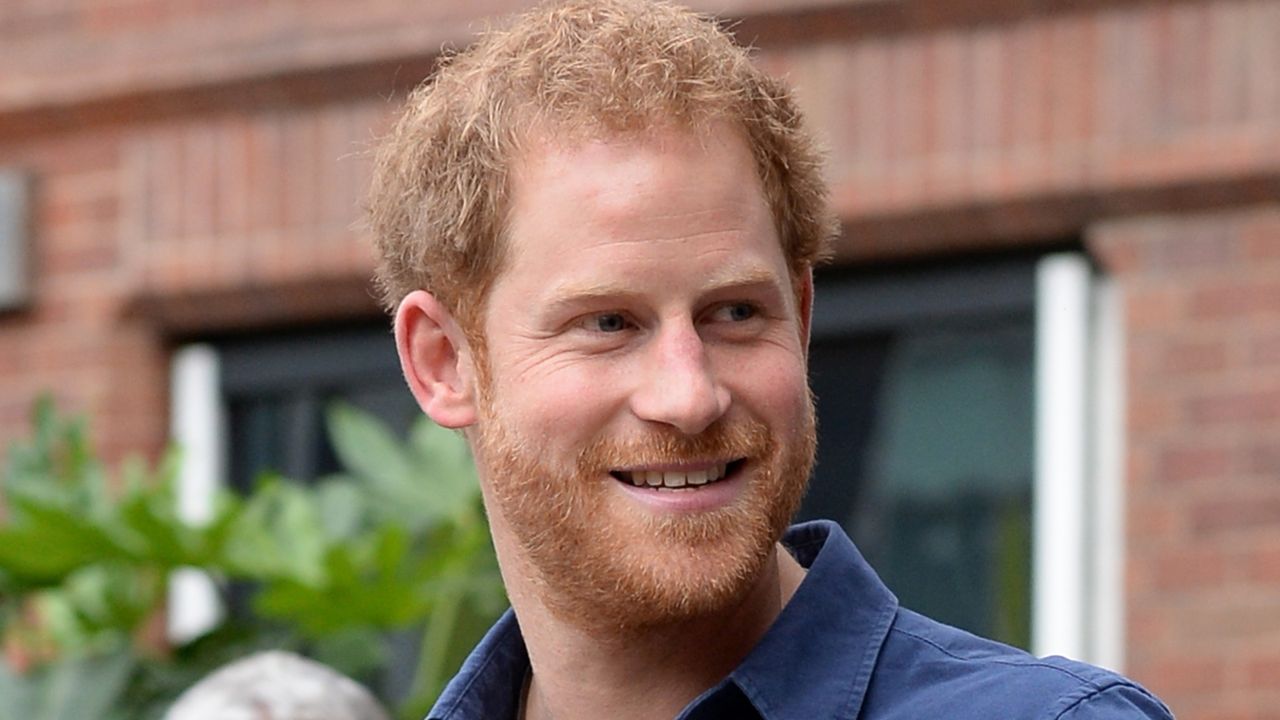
xmin=861 ymin=609 xmax=1173 ymax=720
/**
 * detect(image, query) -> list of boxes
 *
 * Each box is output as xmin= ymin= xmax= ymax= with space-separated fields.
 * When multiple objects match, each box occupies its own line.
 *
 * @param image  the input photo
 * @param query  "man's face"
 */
xmin=471 ymin=124 xmax=815 ymax=631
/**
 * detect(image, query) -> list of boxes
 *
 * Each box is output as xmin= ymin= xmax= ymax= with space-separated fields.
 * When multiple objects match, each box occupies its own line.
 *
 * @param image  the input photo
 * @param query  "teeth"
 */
xmin=622 ymin=464 xmax=729 ymax=488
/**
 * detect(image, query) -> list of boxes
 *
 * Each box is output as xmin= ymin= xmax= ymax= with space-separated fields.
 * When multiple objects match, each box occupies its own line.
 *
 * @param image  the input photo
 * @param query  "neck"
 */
xmin=514 ymin=545 xmax=806 ymax=720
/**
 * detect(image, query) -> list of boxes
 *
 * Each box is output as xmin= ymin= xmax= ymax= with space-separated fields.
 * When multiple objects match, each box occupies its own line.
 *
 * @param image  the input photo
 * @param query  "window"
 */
xmin=802 ymin=256 xmax=1038 ymax=648
xmin=215 ymin=325 xmax=417 ymax=492
xmin=801 ymin=250 xmax=1124 ymax=667
xmin=0 ymin=169 xmax=31 ymax=311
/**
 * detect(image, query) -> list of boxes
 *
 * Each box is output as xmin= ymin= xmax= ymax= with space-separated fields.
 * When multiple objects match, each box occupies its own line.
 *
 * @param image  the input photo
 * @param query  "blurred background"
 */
xmin=1 ymin=1 xmax=1278 ymax=718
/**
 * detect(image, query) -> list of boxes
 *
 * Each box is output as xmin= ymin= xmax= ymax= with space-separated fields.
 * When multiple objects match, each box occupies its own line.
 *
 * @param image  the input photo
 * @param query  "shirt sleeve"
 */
xmin=1055 ymin=683 xmax=1175 ymax=720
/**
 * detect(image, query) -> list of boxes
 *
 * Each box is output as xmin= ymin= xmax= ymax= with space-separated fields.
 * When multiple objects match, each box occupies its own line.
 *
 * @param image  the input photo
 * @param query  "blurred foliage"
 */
xmin=0 ymin=397 xmax=505 ymax=720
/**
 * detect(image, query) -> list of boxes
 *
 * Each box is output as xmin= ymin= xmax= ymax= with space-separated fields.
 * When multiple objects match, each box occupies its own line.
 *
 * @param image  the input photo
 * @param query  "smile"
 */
xmin=610 ymin=460 xmax=744 ymax=490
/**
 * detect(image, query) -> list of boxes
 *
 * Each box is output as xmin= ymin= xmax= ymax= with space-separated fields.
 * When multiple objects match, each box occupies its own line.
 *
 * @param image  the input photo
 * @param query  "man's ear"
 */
xmin=394 ymin=290 xmax=479 ymax=428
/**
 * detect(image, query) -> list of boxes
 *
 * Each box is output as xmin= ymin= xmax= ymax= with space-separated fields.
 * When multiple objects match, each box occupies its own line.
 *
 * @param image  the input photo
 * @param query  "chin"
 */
xmin=478 ymin=401 xmax=815 ymax=635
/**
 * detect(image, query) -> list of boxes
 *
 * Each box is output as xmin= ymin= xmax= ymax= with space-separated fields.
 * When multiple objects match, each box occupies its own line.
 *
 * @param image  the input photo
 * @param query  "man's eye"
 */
xmin=592 ymin=313 xmax=630 ymax=333
xmin=720 ymin=303 xmax=758 ymax=322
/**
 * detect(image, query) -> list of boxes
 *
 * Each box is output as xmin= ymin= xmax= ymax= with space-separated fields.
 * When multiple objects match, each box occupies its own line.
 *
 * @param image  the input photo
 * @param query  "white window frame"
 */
xmin=168 ymin=344 xmax=225 ymax=643
xmin=1033 ymin=253 xmax=1125 ymax=670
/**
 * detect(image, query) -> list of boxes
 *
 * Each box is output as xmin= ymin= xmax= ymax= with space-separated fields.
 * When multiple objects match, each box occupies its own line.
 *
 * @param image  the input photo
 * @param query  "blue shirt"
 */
xmin=427 ymin=520 xmax=1173 ymax=719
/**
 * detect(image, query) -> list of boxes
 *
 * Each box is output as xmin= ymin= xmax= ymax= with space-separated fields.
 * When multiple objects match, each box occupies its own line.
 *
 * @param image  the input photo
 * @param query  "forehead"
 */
xmin=501 ymin=123 xmax=777 ymax=271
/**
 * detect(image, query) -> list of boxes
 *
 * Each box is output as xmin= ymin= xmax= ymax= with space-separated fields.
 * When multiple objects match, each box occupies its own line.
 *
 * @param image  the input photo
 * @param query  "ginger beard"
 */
xmin=472 ymin=356 xmax=817 ymax=633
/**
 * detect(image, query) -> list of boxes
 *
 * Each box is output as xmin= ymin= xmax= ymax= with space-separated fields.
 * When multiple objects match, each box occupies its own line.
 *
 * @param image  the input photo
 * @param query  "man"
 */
xmin=369 ymin=1 xmax=1174 ymax=718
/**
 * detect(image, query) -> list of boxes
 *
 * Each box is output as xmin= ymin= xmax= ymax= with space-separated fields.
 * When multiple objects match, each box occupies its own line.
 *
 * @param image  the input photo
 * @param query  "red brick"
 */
xmin=179 ymin=123 xmax=217 ymax=241
xmin=1187 ymin=388 xmax=1280 ymax=425
xmin=1128 ymin=501 xmax=1180 ymax=539
xmin=142 ymin=127 xmax=183 ymax=244
xmin=1244 ymin=230 xmax=1280 ymax=262
xmin=1125 ymin=286 xmax=1183 ymax=330
xmin=1252 ymin=334 xmax=1280 ymax=367
xmin=280 ymin=110 xmax=320 ymax=231
xmin=214 ymin=116 xmax=251 ymax=237
xmin=1128 ymin=394 xmax=1180 ymax=434
xmin=1138 ymin=655 xmax=1228 ymax=698
xmin=1189 ymin=279 xmax=1280 ymax=320
xmin=1155 ymin=442 xmax=1234 ymax=485
xmin=1207 ymin=1 xmax=1252 ymax=127
xmin=1153 ymin=231 xmax=1242 ymax=272
xmin=1150 ymin=547 xmax=1227 ymax=592
xmin=1126 ymin=603 xmax=1172 ymax=651
xmin=1166 ymin=4 xmax=1212 ymax=134
xmin=1249 ymin=655 xmax=1280 ymax=691
xmin=886 ymin=35 xmax=928 ymax=167
xmin=1183 ymin=593 xmax=1280 ymax=645
xmin=38 ymin=170 xmax=120 ymax=228
xmin=1247 ymin=443 xmax=1280 ymax=476
xmin=1160 ymin=338 xmax=1230 ymax=375
xmin=1193 ymin=494 xmax=1280 ymax=537
xmin=82 ymin=0 xmax=171 ymax=33
xmin=246 ymin=113 xmax=286 ymax=233
xmin=1246 ymin=2 xmax=1280 ymax=123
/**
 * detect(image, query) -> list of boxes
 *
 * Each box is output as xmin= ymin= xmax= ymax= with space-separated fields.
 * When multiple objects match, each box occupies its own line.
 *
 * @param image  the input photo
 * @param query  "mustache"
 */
xmin=576 ymin=417 xmax=772 ymax=471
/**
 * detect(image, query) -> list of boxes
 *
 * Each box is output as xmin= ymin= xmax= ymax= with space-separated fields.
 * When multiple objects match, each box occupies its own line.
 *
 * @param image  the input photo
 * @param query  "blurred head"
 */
xmin=163 ymin=651 xmax=390 ymax=720
xmin=368 ymin=0 xmax=835 ymax=337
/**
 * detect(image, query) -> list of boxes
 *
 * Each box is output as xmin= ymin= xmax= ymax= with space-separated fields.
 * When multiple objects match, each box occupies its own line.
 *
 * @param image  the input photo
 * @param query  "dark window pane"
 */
xmin=220 ymin=325 xmax=415 ymax=490
xmin=802 ymin=264 xmax=1036 ymax=650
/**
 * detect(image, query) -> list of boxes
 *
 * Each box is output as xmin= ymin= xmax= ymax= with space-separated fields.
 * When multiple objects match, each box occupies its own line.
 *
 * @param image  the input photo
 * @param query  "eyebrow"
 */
xmin=544 ymin=266 xmax=788 ymax=312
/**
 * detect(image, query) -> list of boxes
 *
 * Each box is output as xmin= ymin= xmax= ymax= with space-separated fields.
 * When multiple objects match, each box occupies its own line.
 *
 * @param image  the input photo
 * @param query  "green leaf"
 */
xmin=326 ymin=402 xmax=417 ymax=491
xmin=315 ymin=476 xmax=368 ymax=541
xmin=1 ymin=395 xmax=508 ymax=717
xmin=0 ymin=649 xmax=136 ymax=720
xmin=310 ymin=626 xmax=388 ymax=681
xmin=55 ymin=565 xmax=162 ymax=648
xmin=407 ymin=419 xmax=480 ymax=522
xmin=254 ymin=525 xmax=425 ymax=635
xmin=221 ymin=478 xmax=327 ymax=586
xmin=40 ymin=650 xmax=136 ymax=720
xmin=0 ymin=528 xmax=95 ymax=583
xmin=326 ymin=402 xmax=447 ymax=532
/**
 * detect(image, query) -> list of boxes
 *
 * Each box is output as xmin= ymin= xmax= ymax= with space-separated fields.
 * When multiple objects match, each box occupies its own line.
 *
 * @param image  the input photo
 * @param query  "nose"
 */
xmin=629 ymin=321 xmax=730 ymax=435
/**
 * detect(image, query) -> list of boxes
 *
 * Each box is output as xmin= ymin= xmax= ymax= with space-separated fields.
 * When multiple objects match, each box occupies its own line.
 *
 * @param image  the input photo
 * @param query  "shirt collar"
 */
xmin=428 ymin=609 xmax=528 ymax=720
xmin=725 ymin=519 xmax=899 ymax=720
xmin=429 ymin=520 xmax=899 ymax=720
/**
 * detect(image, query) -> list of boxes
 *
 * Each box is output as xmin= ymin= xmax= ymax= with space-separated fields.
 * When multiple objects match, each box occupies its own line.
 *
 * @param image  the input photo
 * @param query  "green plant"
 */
xmin=0 ymin=397 xmax=505 ymax=719
xmin=0 ymin=647 xmax=134 ymax=720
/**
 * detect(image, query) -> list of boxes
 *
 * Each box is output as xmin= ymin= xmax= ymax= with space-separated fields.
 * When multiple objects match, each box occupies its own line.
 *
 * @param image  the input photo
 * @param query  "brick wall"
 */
xmin=0 ymin=126 xmax=170 ymax=462
xmin=1 ymin=1 xmax=1277 ymax=717
xmin=1092 ymin=207 xmax=1280 ymax=718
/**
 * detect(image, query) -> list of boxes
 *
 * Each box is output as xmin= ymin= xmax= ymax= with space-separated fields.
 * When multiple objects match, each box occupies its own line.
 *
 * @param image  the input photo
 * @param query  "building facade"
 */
xmin=2 ymin=1 xmax=1279 ymax=717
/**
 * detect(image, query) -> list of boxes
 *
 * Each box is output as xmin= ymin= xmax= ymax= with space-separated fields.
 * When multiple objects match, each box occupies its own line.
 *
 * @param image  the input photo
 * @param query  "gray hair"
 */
xmin=164 ymin=651 xmax=391 ymax=720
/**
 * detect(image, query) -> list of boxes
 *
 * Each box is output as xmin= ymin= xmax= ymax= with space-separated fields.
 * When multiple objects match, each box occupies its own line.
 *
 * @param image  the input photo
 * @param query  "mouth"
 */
xmin=609 ymin=459 xmax=746 ymax=492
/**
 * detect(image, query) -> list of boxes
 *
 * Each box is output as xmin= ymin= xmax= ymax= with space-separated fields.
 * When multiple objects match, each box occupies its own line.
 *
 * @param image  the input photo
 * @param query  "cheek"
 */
xmin=488 ymin=355 xmax=632 ymax=446
xmin=716 ymin=338 xmax=803 ymax=394
xmin=728 ymin=352 xmax=810 ymax=421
